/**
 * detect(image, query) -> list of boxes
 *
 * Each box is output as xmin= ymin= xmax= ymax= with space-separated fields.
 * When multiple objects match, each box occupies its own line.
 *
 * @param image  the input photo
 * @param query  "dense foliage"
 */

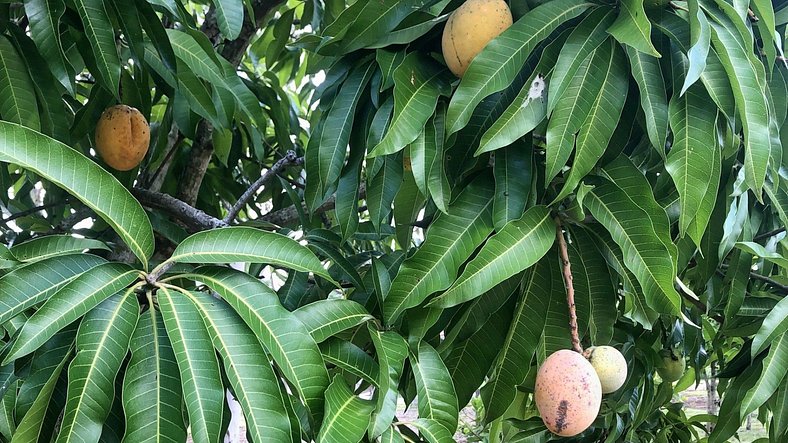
xmin=0 ymin=0 xmax=787 ymax=441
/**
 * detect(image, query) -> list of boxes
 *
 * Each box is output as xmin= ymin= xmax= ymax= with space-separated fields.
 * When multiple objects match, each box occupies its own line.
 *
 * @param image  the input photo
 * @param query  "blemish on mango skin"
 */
xmin=535 ymin=349 xmax=602 ymax=437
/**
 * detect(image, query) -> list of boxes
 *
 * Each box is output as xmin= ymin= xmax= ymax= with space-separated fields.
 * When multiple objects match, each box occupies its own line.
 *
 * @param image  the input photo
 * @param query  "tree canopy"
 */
xmin=1 ymin=0 xmax=787 ymax=442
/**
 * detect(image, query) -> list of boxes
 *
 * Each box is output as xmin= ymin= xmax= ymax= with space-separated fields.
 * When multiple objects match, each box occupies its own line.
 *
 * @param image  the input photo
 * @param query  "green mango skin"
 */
xmin=657 ymin=349 xmax=686 ymax=383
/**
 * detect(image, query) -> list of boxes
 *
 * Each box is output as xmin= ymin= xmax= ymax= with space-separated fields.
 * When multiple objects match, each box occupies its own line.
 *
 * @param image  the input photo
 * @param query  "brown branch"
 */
xmin=132 ymin=188 xmax=227 ymax=231
xmin=175 ymin=0 xmax=285 ymax=206
xmin=223 ymin=152 xmax=303 ymax=223
xmin=719 ymin=263 xmax=788 ymax=293
xmin=555 ymin=217 xmax=582 ymax=354
xmin=259 ymin=183 xmax=367 ymax=226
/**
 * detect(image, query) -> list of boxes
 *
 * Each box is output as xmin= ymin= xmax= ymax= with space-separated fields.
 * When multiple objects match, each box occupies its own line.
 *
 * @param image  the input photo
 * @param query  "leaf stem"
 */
xmin=555 ymin=217 xmax=582 ymax=353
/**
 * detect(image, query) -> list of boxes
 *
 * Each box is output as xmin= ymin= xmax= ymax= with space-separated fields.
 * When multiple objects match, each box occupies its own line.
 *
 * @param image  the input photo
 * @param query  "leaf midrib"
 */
xmin=452 ymin=4 xmax=590 ymax=132
xmin=386 ymin=198 xmax=494 ymax=321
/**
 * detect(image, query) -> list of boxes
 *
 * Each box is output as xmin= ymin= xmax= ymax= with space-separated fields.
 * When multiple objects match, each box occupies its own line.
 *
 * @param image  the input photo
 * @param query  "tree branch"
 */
xmin=2 ymin=200 xmax=70 ymax=224
xmin=719 ymin=263 xmax=788 ymax=293
xmin=555 ymin=217 xmax=583 ymax=354
xmin=753 ymin=227 xmax=786 ymax=242
xmin=175 ymin=0 xmax=285 ymax=206
xmin=223 ymin=151 xmax=303 ymax=223
xmin=259 ymin=183 xmax=367 ymax=226
xmin=132 ymin=188 xmax=227 ymax=231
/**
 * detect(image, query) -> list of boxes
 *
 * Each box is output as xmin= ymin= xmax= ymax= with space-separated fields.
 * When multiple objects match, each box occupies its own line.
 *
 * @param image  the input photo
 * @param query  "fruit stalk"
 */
xmin=555 ymin=217 xmax=582 ymax=353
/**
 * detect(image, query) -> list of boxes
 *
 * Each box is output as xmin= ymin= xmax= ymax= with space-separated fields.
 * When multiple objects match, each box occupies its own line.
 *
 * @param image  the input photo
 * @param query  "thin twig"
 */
xmin=719 ymin=263 xmax=788 ymax=293
xmin=753 ymin=227 xmax=786 ymax=242
xmin=2 ymin=200 xmax=70 ymax=224
xmin=223 ymin=151 xmax=303 ymax=223
xmin=675 ymin=277 xmax=725 ymax=323
xmin=555 ymin=217 xmax=582 ymax=354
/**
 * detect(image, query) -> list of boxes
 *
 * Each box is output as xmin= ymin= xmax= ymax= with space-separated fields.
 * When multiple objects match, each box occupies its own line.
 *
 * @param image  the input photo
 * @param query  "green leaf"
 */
xmin=546 ymin=39 xmax=625 ymax=184
xmin=0 ymin=254 xmax=106 ymax=325
xmin=555 ymin=39 xmax=628 ymax=201
xmin=4 ymin=263 xmax=138 ymax=363
xmin=73 ymin=0 xmax=120 ymax=95
xmin=369 ymin=12 xmax=448 ymax=48
xmin=412 ymin=342 xmax=459 ymax=433
xmin=13 ymin=325 xmax=75 ymax=420
xmin=308 ymin=241 xmax=366 ymax=290
xmin=0 ymin=35 xmax=40 ymax=130
xmin=493 ymin=144 xmax=532 ymax=230
xmin=666 ymin=84 xmax=719 ymax=239
xmin=709 ymin=358 xmax=763 ymax=443
xmin=446 ymin=0 xmax=592 ymax=135
xmin=583 ymin=156 xmax=681 ymax=315
xmin=321 ymin=0 xmax=426 ymax=54
xmin=56 ymin=291 xmax=139 ymax=443
xmin=317 ymin=375 xmax=374 ymax=443
xmin=681 ymin=0 xmax=710 ymax=94
xmin=0 ymin=122 xmax=155 ymax=268
xmin=369 ymin=53 xmax=451 ymax=157
xmin=652 ymin=13 xmax=736 ymax=118
xmin=368 ymin=326 xmax=409 ymax=439
xmin=478 ymin=29 xmax=568 ymax=156
xmin=0 ymin=382 xmax=14 ymax=439
xmin=167 ymin=227 xmax=333 ymax=281
xmin=158 ymin=287 xmax=225 ymax=443
xmin=736 ymin=242 xmax=788 ymax=269
xmin=567 ymin=227 xmax=617 ymax=344
xmin=410 ymin=418 xmax=455 ymax=443
xmin=214 ymin=0 xmax=244 ymax=40
xmin=393 ymin=168 xmax=425 ymax=248
xmin=366 ymin=154 xmax=404 ymax=231
xmin=685 ymin=121 xmax=721 ymax=246
xmin=586 ymin=227 xmax=657 ymax=329
xmin=607 ymin=0 xmax=660 ymax=57
xmin=446 ymin=307 xmax=511 ymax=408
xmin=546 ymin=7 xmax=616 ymax=115
xmin=741 ymin=332 xmax=788 ymax=416
xmin=626 ymin=46 xmax=669 ymax=154
xmin=10 ymin=235 xmax=109 ymax=262
xmin=306 ymin=61 xmax=375 ymax=204
xmin=439 ymin=276 xmax=519 ymax=351
xmin=424 ymin=104 xmax=451 ymax=212
xmin=706 ymin=4 xmax=778 ymax=197
xmin=122 ymin=301 xmax=186 ymax=443
xmin=10 ymin=345 xmax=70 ymax=443
xmin=430 ymin=205 xmax=554 ymax=308
xmin=380 ymin=427 xmax=405 ymax=443
xmin=376 ymin=49 xmax=406 ymax=92
xmin=294 ymin=300 xmax=373 ymax=343
xmin=319 ymin=338 xmax=380 ymax=387
xmin=383 ymin=178 xmax=494 ymax=324
xmin=186 ymin=291 xmax=293 ymax=443
xmin=23 ymin=0 xmax=73 ymax=93
xmin=482 ymin=261 xmax=552 ymax=421
xmin=185 ymin=266 xmax=330 ymax=420
xmin=752 ymin=293 xmax=788 ymax=356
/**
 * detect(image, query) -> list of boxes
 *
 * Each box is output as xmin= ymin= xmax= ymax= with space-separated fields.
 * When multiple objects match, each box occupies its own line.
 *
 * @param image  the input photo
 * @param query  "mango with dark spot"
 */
xmin=94 ymin=105 xmax=150 ymax=171
xmin=441 ymin=0 xmax=513 ymax=77
xmin=535 ymin=349 xmax=602 ymax=436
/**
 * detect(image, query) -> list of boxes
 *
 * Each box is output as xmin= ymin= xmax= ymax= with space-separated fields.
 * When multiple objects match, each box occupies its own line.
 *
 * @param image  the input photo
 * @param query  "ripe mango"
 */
xmin=441 ymin=0 xmax=513 ymax=77
xmin=94 ymin=105 xmax=150 ymax=171
xmin=535 ymin=349 xmax=602 ymax=436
